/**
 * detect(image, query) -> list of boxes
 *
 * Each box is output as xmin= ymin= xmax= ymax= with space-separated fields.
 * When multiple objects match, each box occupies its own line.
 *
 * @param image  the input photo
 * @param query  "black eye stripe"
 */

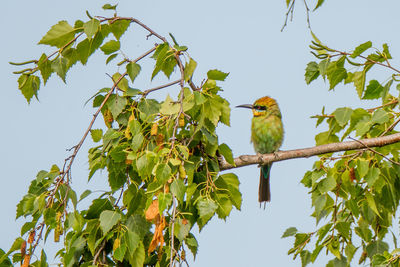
xmin=253 ymin=105 xmax=267 ymax=110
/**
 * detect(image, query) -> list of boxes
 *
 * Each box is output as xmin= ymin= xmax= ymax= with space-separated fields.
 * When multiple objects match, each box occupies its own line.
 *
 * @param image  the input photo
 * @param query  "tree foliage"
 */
xmin=284 ymin=28 xmax=400 ymax=267
xmin=3 ymin=5 xmax=240 ymax=267
xmin=3 ymin=1 xmax=400 ymax=267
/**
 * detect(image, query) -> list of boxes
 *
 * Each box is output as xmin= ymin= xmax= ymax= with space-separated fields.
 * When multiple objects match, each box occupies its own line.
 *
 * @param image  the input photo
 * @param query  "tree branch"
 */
xmin=220 ymin=133 xmax=400 ymax=170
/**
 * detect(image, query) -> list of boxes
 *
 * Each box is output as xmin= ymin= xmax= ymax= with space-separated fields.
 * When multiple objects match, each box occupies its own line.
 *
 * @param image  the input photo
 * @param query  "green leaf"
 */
xmin=327 ymin=62 xmax=347 ymax=89
xmin=319 ymin=175 xmax=336 ymax=193
xmin=126 ymin=62 xmax=141 ymax=83
xmin=326 ymin=257 xmax=347 ymax=267
xmin=363 ymin=80 xmax=383 ymax=100
xmin=335 ymin=222 xmax=350 ymax=239
xmin=18 ymin=74 xmax=40 ymax=103
xmin=382 ymin=43 xmax=392 ymax=59
xmin=171 ymin=179 xmax=186 ymax=204
xmin=90 ymin=129 xmax=103 ymax=142
xmin=102 ymin=3 xmax=117 ymax=10
xmin=314 ymin=0 xmax=325 ymax=10
xmin=83 ymin=19 xmax=100 ymax=39
xmin=344 ymin=243 xmax=357 ymax=263
xmin=366 ymin=240 xmax=388 ymax=258
xmin=131 ymin=133 xmax=144 ymax=152
xmin=365 ymin=167 xmax=380 ymax=187
xmin=282 ymin=227 xmax=298 ymax=238
xmin=215 ymin=196 xmax=233 ymax=219
xmin=129 ymin=242 xmax=145 ymax=267
xmin=37 ymin=54 xmax=53 ymax=84
xmin=99 ymin=210 xmax=121 ymax=233
xmin=218 ymin=143 xmax=234 ymax=165
xmin=365 ymin=192 xmax=380 ymax=217
xmin=197 ymin=198 xmax=218 ymax=230
xmin=111 ymin=72 xmax=129 ymax=92
xmin=356 ymin=159 xmax=369 ymax=178
xmin=76 ymin=32 xmax=104 ymax=65
xmin=160 ymin=94 xmax=180 ymax=115
xmin=79 ymin=190 xmax=92 ymax=202
xmin=218 ymin=173 xmax=242 ymax=210
xmin=300 ymin=250 xmax=311 ymax=266
xmin=155 ymin=163 xmax=172 ymax=184
xmin=86 ymin=198 xmax=113 ymax=219
xmin=315 ymin=131 xmax=339 ymax=146
xmin=100 ymin=40 xmax=120 ymax=55
xmin=185 ymin=234 xmax=198 ymax=259
xmin=158 ymin=192 xmax=172 ymax=214
xmin=106 ymin=53 xmax=118 ymax=64
xmin=333 ymin=107 xmax=353 ymax=127
xmin=305 ymin=61 xmax=320 ymax=84
xmin=355 ymin=118 xmax=373 ymax=137
xmin=371 ymin=109 xmax=389 ymax=124
xmin=38 ymin=20 xmax=75 ymax=48
xmin=352 ymin=71 xmax=366 ymax=98
xmin=108 ymin=94 xmax=128 ymax=118
xmin=51 ymin=57 xmax=68 ymax=82
xmin=113 ymin=243 xmax=127 ymax=262
xmin=124 ymin=229 xmax=140 ymax=254
xmin=351 ymin=41 xmax=372 ymax=58
xmin=207 ymin=69 xmax=229 ymax=81
xmin=184 ymin=58 xmax=197 ymax=82
xmin=111 ymin=20 xmax=131 ymax=40
xmin=8 ymin=237 xmax=25 ymax=254
xmin=174 ymin=218 xmax=191 ymax=241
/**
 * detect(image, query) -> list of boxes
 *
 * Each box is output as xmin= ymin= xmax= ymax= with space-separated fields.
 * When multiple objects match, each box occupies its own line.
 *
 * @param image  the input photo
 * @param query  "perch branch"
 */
xmin=220 ymin=133 xmax=400 ymax=170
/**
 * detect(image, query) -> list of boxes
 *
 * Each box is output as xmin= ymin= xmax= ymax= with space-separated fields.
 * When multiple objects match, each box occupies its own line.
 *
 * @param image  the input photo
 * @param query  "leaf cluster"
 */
xmin=3 ymin=5 xmax=241 ymax=267
xmin=283 ymin=36 xmax=400 ymax=266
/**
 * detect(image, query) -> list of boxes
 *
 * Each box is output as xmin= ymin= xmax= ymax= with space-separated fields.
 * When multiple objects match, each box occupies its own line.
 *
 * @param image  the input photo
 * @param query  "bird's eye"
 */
xmin=253 ymin=105 xmax=266 ymax=111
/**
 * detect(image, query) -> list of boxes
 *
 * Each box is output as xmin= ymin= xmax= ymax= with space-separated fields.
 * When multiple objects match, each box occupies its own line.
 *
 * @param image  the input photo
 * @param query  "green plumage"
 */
xmin=238 ymin=96 xmax=284 ymax=204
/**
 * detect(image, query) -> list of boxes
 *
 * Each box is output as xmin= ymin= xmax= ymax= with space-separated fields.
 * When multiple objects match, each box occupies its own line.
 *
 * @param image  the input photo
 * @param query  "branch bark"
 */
xmin=220 ymin=133 xmax=400 ymax=170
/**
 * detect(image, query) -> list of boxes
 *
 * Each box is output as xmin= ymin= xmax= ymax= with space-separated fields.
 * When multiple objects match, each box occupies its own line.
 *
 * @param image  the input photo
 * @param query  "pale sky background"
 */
xmin=2 ymin=1 xmax=400 ymax=266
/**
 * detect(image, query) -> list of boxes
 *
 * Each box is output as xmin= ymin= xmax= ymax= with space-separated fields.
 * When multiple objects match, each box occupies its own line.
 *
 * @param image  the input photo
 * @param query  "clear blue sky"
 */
xmin=1 ymin=1 xmax=399 ymax=266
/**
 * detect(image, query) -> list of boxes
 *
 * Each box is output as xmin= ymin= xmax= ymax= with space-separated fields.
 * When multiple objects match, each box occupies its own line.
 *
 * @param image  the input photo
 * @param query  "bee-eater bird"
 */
xmin=237 ymin=96 xmax=284 ymax=204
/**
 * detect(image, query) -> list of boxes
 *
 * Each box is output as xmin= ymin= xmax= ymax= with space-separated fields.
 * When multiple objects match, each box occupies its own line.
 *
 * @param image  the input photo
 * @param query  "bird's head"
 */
xmin=236 ymin=96 xmax=280 ymax=117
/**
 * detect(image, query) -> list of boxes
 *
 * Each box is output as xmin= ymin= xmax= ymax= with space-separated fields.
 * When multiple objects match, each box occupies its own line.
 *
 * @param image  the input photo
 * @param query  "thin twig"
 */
xmin=302 ymin=0 xmax=311 ymax=29
xmin=348 ymin=137 xmax=400 ymax=165
xmin=367 ymin=99 xmax=399 ymax=113
xmin=142 ymin=79 xmax=181 ymax=97
xmin=93 ymin=240 xmax=106 ymax=264
xmin=131 ymin=46 xmax=157 ymax=63
xmin=170 ymin=194 xmax=177 ymax=267
xmin=281 ymin=0 xmax=296 ymax=31
xmin=380 ymin=115 xmax=400 ymax=136
xmin=335 ymin=50 xmax=400 ymax=74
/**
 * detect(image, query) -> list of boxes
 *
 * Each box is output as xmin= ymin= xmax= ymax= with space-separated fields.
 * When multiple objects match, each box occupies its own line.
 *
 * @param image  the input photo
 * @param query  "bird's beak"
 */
xmin=236 ymin=104 xmax=253 ymax=109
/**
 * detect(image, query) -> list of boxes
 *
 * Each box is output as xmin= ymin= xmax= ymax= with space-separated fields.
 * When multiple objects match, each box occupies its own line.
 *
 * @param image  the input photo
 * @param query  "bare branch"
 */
xmin=220 ymin=133 xmax=400 ymax=170
xmin=142 ymin=79 xmax=181 ymax=97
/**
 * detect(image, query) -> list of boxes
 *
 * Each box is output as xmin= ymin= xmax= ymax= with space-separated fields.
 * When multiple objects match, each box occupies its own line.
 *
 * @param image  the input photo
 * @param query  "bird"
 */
xmin=236 ymin=96 xmax=284 ymax=204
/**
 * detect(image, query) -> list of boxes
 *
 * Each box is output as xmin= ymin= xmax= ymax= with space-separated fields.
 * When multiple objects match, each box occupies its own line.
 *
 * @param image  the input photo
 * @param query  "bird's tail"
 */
xmin=258 ymin=164 xmax=271 ymax=203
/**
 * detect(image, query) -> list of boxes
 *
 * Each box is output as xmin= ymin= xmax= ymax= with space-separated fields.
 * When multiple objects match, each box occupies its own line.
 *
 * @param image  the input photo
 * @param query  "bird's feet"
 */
xmin=273 ymin=150 xmax=280 ymax=160
xmin=256 ymin=153 xmax=263 ymax=167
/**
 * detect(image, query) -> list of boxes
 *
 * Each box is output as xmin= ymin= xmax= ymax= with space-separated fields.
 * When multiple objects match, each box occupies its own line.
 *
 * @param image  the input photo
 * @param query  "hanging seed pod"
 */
xmin=113 ymin=238 xmax=120 ymax=251
xmin=27 ymin=231 xmax=35 ymax=244
xmin=178 ymin=113 xmax=185 ymax=127
xmin=54 ymin=211 xmax=63 ymax=242
xmin=22 ymin=254 xmax=31 ymax=267
xmin=124 ymin=126 xmax=132 ymax=139
xmin=54 ymin=225 xmax=61 ymax=243
xmin=156 ymin=133 xmax=164 ymax=146
xmin=20 ymin=240 xmax=27 ymax=259
xmin=103 ymin=109 xmax=113 ymax=128
xmin=178 ymin=164 xmax=186 ymax=179
xmin=151 ymin=123 xmax=158 ymax=136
